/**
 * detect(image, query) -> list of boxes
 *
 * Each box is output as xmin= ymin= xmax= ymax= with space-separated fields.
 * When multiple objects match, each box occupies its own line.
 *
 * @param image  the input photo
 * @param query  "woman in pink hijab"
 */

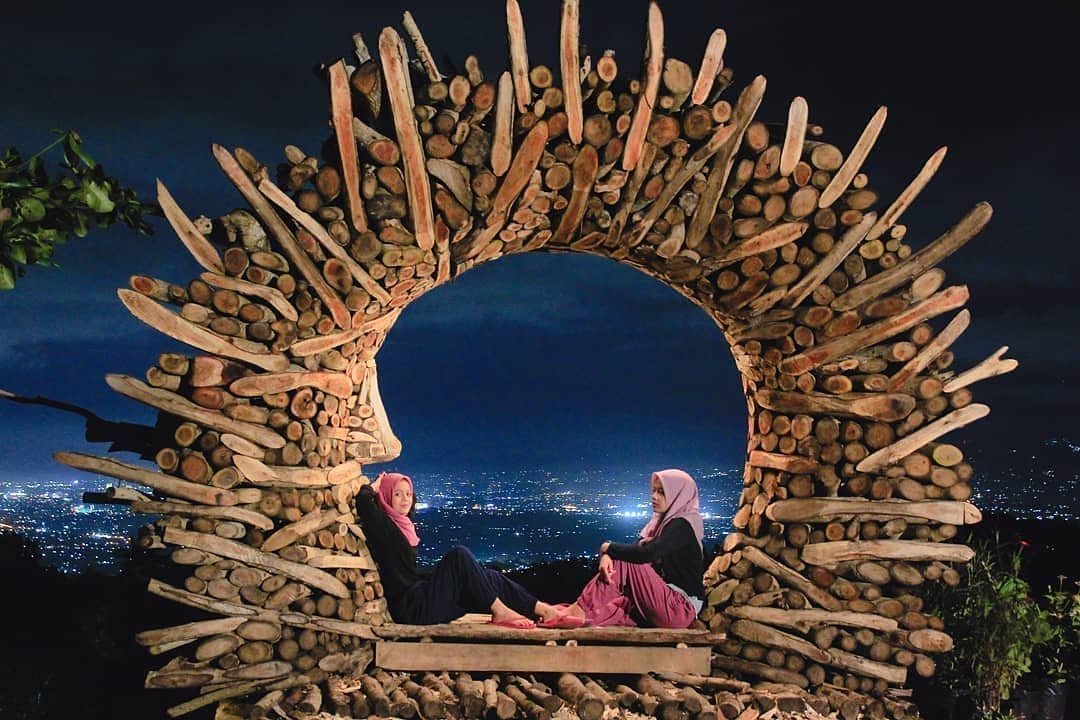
xmin=541 ymin=468 xmax=705 ymax=628
xmin=354 ymin=471 xmax=564 ymax=628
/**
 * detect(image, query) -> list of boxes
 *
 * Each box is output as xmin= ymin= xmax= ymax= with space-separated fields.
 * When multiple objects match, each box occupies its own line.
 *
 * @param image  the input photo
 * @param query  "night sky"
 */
xmin=1 ymin=0 xmax=1077 ymax=484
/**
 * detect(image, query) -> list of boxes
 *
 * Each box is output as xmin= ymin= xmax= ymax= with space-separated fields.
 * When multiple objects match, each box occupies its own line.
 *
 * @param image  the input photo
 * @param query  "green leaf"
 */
xmin=83 ymin=180 xmax=115 ymax=213
xmin=8 ymin=244 xmax=26 ymax=264
xmin=63 ymin=131 xmax=96 ymax=168
xmin=0 ymin=264 xmax=14 ymax=290
xmin=16 ymin=196 xmax=46 ymax=222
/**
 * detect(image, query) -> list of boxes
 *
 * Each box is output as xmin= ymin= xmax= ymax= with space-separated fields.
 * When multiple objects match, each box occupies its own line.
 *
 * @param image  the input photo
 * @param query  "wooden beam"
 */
xmin=200 ymin=272 xmax=298 ymax=321
xmin=505 ymin=0 xmax=532 ymax=113
xmin=56 ymin=452 xmax=243 ymax=507
xmin=801 ymin=540 xmax=975 ymax=568
xmin=163 ymin=527 xmax=350 ymax=598
xmin=105 ymin=374 xmax=285 ymax=449
xmin=118 ymin=289 xmax=289 ymax=372
xmin=622 ymin=2 xmax=664 ymax=172
xmin=780 ymin=211 xmax=875 ymax=309
xmin=375 ymin=642 xmax=711 ymax=675
xmin=378 ymin=27 xmax=436 ymax=251
xmin=328 ymin=60 xmax=367 ymax=233
xmin=256 ymin=179 xmax=389 ymax=304
xmin=561 ymin=0 xmax=583 ymax=144
xmin=857 ymin=404 xmax=990 ymax=473
xmin=131 ymin=500 xmax=275 ymax=530
xmin=766 ymin=498 xmax=982 ymax=525
xmin=212 ymin=145 xmax=351 ymax=329
xmin=831 ymin=202 xmax=991 ymax=311
xmin=373 ymin=624 xmax=722 ymax=644
xmin=781 ymin=285 xmax=969 ymax=376
xmin=888 ymin=309 xmax=970 ymax=391
xmin=726 ymin=606 xmax=898 ymax=634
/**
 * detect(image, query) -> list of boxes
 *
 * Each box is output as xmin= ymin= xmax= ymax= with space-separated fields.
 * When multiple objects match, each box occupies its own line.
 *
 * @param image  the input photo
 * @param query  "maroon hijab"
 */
xmin=375 ymin=471 xmax=419 ymax=547
xmin=640 ymin=468 xmax=704 ymax=552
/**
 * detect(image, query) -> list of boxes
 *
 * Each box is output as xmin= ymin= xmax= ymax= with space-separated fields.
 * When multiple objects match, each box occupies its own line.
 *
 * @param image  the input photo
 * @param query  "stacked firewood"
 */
xmin=211 ymin=669 xmax=921 ymax=720
xmin=55 ymin=1 xmax=1018 ymax=718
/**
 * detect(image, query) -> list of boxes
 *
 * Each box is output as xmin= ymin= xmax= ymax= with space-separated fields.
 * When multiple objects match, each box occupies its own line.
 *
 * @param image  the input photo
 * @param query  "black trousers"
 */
xmin=390 ymin=545 xmax=539 ymax=624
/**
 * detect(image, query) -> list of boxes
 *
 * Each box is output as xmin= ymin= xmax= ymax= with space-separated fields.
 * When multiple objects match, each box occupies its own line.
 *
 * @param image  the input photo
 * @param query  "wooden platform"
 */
xmin=372 ymin=614 xmax=720 ymax=674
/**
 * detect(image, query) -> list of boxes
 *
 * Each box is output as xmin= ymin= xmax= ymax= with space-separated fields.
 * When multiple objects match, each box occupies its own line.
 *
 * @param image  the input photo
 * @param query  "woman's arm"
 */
xmin=606 ymin=519 xmax=695 ymax=563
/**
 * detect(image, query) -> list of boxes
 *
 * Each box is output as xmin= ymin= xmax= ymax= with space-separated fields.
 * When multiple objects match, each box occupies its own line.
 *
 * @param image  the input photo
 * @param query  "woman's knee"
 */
xmin=444 ymin=545 xmax=479 ymax=569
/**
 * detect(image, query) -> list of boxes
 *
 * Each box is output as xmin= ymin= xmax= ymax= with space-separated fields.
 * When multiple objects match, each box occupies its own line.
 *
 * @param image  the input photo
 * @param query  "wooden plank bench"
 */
xmin=370 ymin=615 xmax=723 ymax=675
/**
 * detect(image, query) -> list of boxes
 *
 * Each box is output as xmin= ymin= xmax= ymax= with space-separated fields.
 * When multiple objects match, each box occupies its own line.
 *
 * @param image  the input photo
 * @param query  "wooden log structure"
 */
xmin=60 ymin=4 xmax=1010 ymax=719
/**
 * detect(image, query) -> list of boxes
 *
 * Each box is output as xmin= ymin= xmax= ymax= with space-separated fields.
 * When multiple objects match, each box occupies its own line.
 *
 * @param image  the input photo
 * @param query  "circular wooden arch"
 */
xmin=59 ymin=2 xmax=1018 ymax=717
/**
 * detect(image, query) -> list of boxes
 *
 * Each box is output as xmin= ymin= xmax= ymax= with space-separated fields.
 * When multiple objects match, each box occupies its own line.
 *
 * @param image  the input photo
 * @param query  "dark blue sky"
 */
xmin=1 ymin=0 xmax=1077 ymax=483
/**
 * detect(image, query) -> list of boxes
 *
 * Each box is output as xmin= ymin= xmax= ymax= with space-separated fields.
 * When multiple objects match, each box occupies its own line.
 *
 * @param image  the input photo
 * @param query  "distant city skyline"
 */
xmin=3 ymin=438 xmax=1077 ymax=574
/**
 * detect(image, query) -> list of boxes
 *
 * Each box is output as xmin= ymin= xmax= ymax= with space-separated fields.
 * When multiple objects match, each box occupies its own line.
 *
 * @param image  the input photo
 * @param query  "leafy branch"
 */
xmin=0 ymin=130 xmax=161 ymax=289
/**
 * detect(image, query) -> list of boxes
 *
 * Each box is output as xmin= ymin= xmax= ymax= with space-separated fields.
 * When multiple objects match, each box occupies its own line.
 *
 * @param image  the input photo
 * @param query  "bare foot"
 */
xmin=490 ymin=598 xmax=536 ymax=628
xmin=533 ymin=600 xmax=561 ymax=621
xmin=563 ymin=602 xmax=586 ymax=619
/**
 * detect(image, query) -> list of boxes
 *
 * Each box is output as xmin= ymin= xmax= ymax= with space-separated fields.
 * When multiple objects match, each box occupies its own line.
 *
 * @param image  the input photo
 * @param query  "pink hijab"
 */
xmin=375 ymin=472 xmax=419 ymax=547
xmin=640 ymin=468 xmax=704 ymax=552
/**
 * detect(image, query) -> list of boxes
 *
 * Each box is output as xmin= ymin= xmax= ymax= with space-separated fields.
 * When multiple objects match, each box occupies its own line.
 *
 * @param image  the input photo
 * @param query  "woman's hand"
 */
xmin=598 ymin=553 xmax=615 ymax=583
xmin=370 ymin=473 xmax=383 ymax=493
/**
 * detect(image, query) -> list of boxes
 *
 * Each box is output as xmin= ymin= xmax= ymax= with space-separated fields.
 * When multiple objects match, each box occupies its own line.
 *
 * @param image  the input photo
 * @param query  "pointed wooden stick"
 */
xmin=827 ymin=649 xmax=907 ymax=684
xmin=552 ymin=145 xmax=599 ymax=243
xmin=857 ymin=403 xmax=991 ymax=473
xmin=118 ymin=289 xmax=289 ymax=372
xmin=731 ymin=619 xmax=830 ymax=663
xmin=229 ymin=371 xmax=353 ymax=399
xmin=633 ymin=122 xmax=738 ymax=243
xmin=105 ymin=373 xmax=286 ymax=449
xmin=212 ymin=144 xmax=351 ymax=328
xmin=622 ymin=2 xmax=664 ymax=172
xmin=156 ymin=181 xmax=224 ymax=273
xmin=748 ymin=450 xmax=819 ymax=474
xmin=329 ymin=60 xmax=368 ymax=233
xmin=164 ymin=527 xmax=349 ymax=598
xmin=199 ymin=272 xmax=298 ymax=321
xmin=780 ymin=212 xmax=875 ymax=309
xmin=471 ymin=120 xmax=550 ymax=253
xmin=740 ymin=546 xmax=842 ymax=611
xmin=943 ymin=346 xmax=1018 ymax=392
xmin=832 ymin=202 xmax=992 ymax=311
xmin=686 ymin=74 xmax=766 ymax=248
xmin=379 ymin=28 xmax=436 ymax=252
xmin=255 ymin=179 xmax=390 ymax=304
xmin=755 ymin=388 xmax=915 ymax=422
xmin=818 ymin=105 xmax=887 ymax=208
xmin=727 ymin=606 xmax=897 ymax=634
xmin=561 ymin=0 xmax=583 ymax=144
xmin=492 ymin=71 xmax=515 ymax=177
xmin=131 ymin=500 xmax=275 ymax=530
xmin=505 ymin=0 xmax=532 ymax=113
xmin=868 ymin=146 xmax=948 ymax=241
xmin=888 ymin=309 xmax=971 ymax=391
xmin=781 ymin=285 xmax=969 ymax=376
xmin=802 ymin=539 xmax=975 ymax=568
xmin=779 ymin=96 xmax=808 ymax=177
xmin=691 ymin=28 xmax=727 ymax=105
xmin=701 ymin=221 xmax=809 ymax=270
xmin=362 ymin=361 xmax=403 ymax=460
xmin=136 ymin=617 xmax=248 ymax=647
xmin=288 ymin=308 xmax=402 ymax=357
xmin=55 ymin=451 xmax=244 ymax=506
xmin=766 ymin=498 xmax=982 ymax=525
xmin=234 ymin=455 xmax=361 ymax=488
xmin=260 ymin=508 xmax=346 ymax=553
xmin=402 ymin=11 xmax=442 ymax=83
xmin=606 ymin=142 xmax=657 ymax=245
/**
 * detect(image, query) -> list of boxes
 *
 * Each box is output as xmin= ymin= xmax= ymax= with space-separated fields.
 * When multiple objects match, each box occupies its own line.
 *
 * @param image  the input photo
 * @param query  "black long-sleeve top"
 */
xmin=606 ymin=518 xmax=705 ymax=600
xmin=353 ymin=485 xmax=428 ymax=599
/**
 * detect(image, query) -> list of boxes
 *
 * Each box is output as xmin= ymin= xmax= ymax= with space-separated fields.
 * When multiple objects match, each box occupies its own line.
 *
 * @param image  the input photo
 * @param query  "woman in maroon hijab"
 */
xmin=541 ymin=468 xmax=706 ymax=628
xmin=354 ymin=471 xmax=563 ymax=628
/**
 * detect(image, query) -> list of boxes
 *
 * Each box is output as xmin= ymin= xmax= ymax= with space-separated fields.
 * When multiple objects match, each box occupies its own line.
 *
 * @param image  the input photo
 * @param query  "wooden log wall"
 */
xmin=57 ymin=1 xmax=1016 ymax=718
